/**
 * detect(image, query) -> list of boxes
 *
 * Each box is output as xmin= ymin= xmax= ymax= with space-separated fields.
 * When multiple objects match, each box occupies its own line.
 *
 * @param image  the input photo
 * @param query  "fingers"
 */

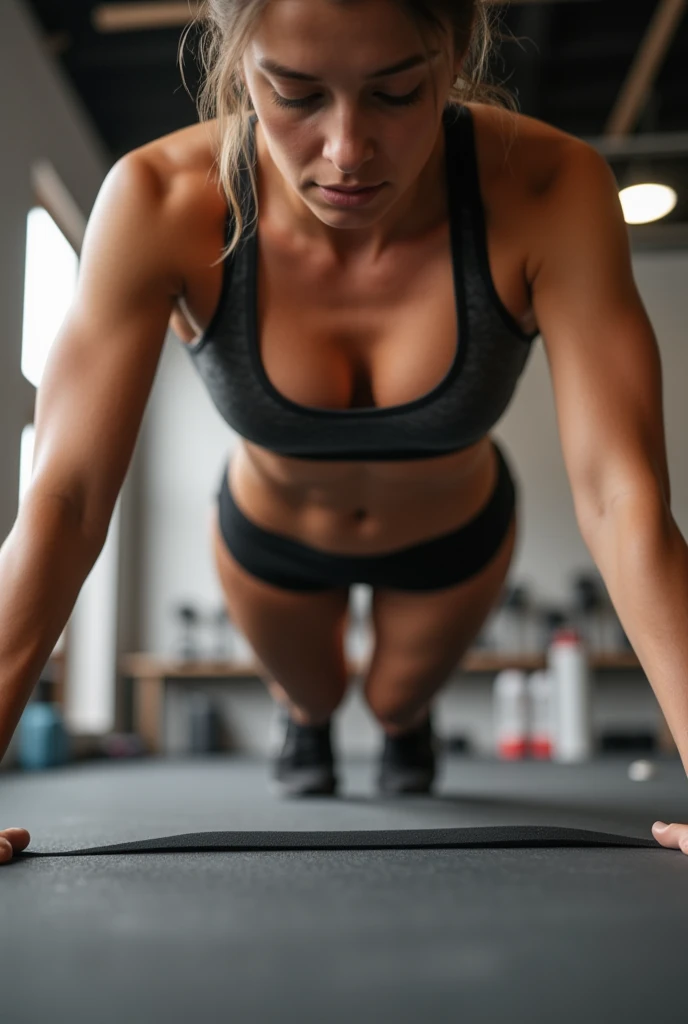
xmin=652 ymin=821 xmax=688 ymax=854
xmin=0 ymin=828 xmax=31 ymax=863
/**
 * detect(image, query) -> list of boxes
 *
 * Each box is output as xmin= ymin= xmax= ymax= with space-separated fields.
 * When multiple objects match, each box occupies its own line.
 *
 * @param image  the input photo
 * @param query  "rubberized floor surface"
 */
xmin=2 ymin=754 xmax=687 ymax=1023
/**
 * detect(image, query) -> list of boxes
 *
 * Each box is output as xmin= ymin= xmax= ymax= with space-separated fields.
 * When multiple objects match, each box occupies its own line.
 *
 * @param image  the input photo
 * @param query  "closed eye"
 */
xmin=270 ymin=84 xmax=425 ymax=111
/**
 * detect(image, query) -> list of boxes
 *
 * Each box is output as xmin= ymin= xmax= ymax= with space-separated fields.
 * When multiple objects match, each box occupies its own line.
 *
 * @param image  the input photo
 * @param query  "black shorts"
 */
xmin=216 ymin=440 xmax=517 ymax=593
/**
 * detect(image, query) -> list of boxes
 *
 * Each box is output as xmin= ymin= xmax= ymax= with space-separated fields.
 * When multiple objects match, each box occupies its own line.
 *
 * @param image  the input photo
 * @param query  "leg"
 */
xmin=210 ymin=505 xmax=351 ymax=727
xmin=364 ymin=514 xmax=517 ymax=734
xmin=363 ymin=441 xmax=519 ymax=734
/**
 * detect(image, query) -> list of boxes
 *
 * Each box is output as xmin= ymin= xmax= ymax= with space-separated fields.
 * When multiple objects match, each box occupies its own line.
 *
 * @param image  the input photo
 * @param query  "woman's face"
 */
xmin=240 ymin=0 xmax=462 ymax=249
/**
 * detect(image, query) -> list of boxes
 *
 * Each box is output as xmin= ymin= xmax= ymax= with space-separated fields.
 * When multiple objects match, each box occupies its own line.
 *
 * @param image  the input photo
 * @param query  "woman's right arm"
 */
xmin=0 ymin=151 xmax=183 ymax=790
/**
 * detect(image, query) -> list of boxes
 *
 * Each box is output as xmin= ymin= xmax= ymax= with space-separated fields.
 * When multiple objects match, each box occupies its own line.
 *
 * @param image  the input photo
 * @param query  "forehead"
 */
xmin=248 ymin=0 xmax=437 ymax=64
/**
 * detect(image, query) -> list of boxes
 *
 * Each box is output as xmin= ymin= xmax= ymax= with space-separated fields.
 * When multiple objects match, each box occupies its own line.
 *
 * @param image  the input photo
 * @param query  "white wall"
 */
xmin=137 ymin=328 xmax=238 ymax=657
xmin=135 ymin=250 xmax=688 ymax=755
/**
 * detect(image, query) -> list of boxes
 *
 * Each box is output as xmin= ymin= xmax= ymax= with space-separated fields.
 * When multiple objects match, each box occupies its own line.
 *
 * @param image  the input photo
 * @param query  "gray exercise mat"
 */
xmin=3 ymin=759 xmax=687 ymax=1024
xmin=16 ymin=824 xmax=661 ymax=857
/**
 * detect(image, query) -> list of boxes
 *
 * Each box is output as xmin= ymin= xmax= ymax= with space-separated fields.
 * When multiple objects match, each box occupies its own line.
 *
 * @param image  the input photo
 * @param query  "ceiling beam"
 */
xmin=91 ymin=0 xmax=599 ymax=34
xmin=629 ymin=222 xmax=688 ymax=251
xmin=604 ymin=0 xmax=687 ymax=138
xmin=584 ymin=130 xmax=688 ymax=160
xmin=93 ymin=3 xmax=200 ymax=33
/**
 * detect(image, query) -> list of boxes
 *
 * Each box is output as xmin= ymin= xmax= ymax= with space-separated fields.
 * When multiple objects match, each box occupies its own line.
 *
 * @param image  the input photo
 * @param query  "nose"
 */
xmin=321 ymin=109 xmax=375 ymax=175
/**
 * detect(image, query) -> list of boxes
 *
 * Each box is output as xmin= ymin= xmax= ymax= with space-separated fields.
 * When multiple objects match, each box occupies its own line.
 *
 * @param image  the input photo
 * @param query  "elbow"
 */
xmin=577 ymin=481 xmax=674 ymax=557
xmin=22 ymin=487 xmax=109 ymax=562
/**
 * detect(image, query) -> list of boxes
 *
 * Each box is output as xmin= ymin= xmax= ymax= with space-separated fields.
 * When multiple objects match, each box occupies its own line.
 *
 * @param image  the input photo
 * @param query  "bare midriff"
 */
xmin=159 ymin=103 xmax=567 ymax=556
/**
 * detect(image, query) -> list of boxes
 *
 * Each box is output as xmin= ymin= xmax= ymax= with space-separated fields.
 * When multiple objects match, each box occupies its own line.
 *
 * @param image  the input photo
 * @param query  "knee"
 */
xmin=267 ymin=679 xmax=347 ymax=724
xmin=363 ymin=688 xmax=427 ymax=732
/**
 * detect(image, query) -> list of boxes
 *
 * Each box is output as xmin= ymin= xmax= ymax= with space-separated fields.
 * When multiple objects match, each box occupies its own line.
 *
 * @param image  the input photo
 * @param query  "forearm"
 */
xmin=0 ymin=494 xmax=103 ymax=762
xmin=584 ymin=494 xmax=688 ymax=775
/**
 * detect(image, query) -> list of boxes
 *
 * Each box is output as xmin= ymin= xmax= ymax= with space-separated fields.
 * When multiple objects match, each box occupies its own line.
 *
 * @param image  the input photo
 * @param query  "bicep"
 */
xmin=30 ymin=154 xmax=180 ymax=545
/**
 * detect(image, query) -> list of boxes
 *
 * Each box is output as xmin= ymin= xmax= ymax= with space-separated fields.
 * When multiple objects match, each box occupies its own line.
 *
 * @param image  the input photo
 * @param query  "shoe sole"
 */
xmin=270 ymin=768 xmax=339 ymax=799
xmin=378 ymin=768 xmax=436 ymax=796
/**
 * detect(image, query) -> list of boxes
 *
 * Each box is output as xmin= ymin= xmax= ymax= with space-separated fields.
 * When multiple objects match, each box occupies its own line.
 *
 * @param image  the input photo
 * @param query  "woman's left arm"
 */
xmin=529 ymin=140 xmax=688 ymax=855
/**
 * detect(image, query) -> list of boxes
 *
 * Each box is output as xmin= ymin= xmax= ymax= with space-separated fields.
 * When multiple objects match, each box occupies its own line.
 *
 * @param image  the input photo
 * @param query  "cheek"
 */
xmin=259 ymin=118 xmax=315 ymax=176
xmin=387 ymin=125 xmax=432 ymax=170
xmin=272 ymin=133 xmax=305 ymax=172
xmin=260 ymin=126 xmax=310 ymax=183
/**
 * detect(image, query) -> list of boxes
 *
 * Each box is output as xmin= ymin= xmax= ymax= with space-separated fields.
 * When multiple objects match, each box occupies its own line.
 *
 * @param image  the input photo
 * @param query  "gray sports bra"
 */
xmin=184 ymin=104 xmax=540 ymax=461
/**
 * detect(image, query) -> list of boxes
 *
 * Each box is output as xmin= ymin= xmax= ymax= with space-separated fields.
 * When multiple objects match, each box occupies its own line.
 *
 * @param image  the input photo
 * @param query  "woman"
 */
xmin=1 ymin=0 xmax=688 ymax=862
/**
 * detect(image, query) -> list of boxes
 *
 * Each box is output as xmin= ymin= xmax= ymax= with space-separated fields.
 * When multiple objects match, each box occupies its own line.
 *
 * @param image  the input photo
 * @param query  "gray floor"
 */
xmin=2 ymin=754 xmax=687 ymax=1023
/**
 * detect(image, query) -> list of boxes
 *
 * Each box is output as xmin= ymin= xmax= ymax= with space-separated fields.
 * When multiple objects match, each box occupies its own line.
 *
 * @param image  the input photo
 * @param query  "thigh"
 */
xmin=363 ymin=511 xmax=518 ymax=720
xmin=210 ymin=508 xmax=352 ymax=703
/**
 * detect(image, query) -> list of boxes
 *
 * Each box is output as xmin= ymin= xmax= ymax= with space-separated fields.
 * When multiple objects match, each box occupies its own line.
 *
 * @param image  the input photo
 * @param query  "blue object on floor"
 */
xmin=18 ymin=701 xmax=69 ymax=770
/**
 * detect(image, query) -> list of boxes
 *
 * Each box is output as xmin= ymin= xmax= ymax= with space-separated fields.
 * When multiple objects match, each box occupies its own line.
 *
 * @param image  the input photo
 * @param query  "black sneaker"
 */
xmin=270 ymin=707 xmax=339 ymax=798
xmin=377 ymin=712 xmax=438 ymax=796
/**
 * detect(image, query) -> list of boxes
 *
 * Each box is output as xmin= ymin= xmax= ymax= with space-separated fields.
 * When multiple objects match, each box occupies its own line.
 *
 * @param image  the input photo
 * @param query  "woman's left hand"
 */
xmin=652 ymin=821 xmax=688 ymax=854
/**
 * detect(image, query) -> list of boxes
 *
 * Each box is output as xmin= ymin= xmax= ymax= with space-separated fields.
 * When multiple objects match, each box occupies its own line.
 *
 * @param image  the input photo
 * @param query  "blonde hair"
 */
xmin=180 ymin=0 xmax=517 ymax=260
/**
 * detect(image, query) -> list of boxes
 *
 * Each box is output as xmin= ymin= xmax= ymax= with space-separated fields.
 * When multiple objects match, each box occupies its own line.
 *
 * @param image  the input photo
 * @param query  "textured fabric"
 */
xmin=185 ymin=105 xmax=539 ymax=460
xmin=215 ymin=439 xmax=516 ymax=591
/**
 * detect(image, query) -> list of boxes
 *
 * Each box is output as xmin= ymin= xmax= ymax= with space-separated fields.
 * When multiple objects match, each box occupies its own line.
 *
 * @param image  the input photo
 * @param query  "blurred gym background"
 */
xmin=1 ymin=0 xmax=687 ymax=770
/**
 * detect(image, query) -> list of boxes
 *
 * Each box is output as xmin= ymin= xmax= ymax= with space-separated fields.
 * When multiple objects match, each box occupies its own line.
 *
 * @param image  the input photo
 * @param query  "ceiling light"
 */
xmin=619 ymin=182 xmax=678 ymax=225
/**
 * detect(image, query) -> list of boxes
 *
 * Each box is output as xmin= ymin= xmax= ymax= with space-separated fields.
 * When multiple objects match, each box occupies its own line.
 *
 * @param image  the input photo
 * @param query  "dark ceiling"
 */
xmin=21 ymin=0 xmax=688 ymax=244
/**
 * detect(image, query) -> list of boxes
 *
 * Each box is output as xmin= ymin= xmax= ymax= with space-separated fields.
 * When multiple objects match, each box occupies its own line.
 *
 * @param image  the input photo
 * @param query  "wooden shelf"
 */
xmin=120 ymin=649 xmax=641 ymax=680
xmin=117 ymin=648 xmax=643 ymax=756
xmin=461 ymin=650 xmax=641 ymax=673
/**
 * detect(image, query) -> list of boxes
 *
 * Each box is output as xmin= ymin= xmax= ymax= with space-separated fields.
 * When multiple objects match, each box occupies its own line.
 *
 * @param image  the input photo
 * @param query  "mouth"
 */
xmin=319 ymin=184 xmax=383 ymax=193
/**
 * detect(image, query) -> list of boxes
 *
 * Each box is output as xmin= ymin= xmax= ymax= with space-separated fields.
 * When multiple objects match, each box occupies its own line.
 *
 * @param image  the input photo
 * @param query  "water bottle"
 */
xmin=493 ymin=669 xmax=528 ymax=760
xmin=173 ymin=603 xmax=202 ymax=661
xmin=18 ymin=679 xmax=70 ymax=770
xmin=547 ymin=628 xmax=594 ymax=763
xmin=188 ymin=692 xmax=224 ymax=754
xmin=526 ymin=670 xmax=553 ymax=760
xmin=211 ymin=606 xmax=230 ymax=660
xmin=571 ymin=573 xmax=605 ymax=653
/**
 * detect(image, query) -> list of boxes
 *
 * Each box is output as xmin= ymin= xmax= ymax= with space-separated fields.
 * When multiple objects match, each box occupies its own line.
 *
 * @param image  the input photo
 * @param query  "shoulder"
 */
xmin=116 ymin=120 xmax=228 ymax=285
xmin=463 ymin=102 xmax=613 ymax=285
xmin=130 ymin=118 xmax=222 ymax=187
xmin=463 ymin=100 xmax=589 ymax=198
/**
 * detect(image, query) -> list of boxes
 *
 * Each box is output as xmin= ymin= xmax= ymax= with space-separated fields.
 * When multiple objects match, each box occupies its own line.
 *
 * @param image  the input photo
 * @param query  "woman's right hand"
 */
xmin=0 ymin=828 xmax=31 ymax=863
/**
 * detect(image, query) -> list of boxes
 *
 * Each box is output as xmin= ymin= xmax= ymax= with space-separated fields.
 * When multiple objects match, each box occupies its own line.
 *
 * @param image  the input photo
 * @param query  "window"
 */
xmin=19 ymin=206 xmax=78 ymax=505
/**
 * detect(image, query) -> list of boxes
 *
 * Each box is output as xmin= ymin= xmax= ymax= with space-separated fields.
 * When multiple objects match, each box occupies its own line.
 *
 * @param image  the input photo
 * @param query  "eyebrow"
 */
xmin=257 ymin=52 xmax=439 ymax=82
